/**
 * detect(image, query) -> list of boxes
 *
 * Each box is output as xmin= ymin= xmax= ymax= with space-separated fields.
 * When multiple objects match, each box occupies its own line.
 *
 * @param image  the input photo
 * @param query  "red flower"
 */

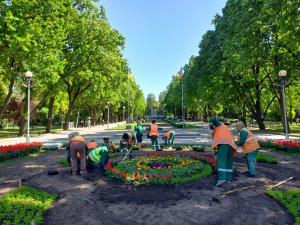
xmin=212 ymin=159 xmax=217 ymax=165
xmin=157 ymin=151 xmax=160 ymax=155
xmin=194 ymin=154 xmax=197 ymax=158
xmin=153 ymin=152 xmax=156 ymax=156
xmin=176 ymin=151 xmax=178 ymax=154
xmin=171 ymin=152 xmax=174 ymax=155
xmin=155 ymin=173 xmax=158 ymax=178
xmin=168 ymin=172 xmax=172 ymax=178
xmin=207 ymin=157 xmax=211 ymax=161
xmin=131 ymin=173 xmax=135 ymax=179
xmin=180 ymin=152 xmax=183 ymax=156
xmin=203 ymin=155 xmax=206 ymax=159
xmin=162 ymin=174 xmax=166 ymax=179
xmin=149 ymin=173 xmax=153 ymax=179
xmin=189 ymin=153 xmax=192 ymax=157
xmin=184 ymin=152 xmax=186 ymax=156
xmin=143 ymin=173 xmax=147 ymax=179
xmin=117 ymin=170 xmax=120 ymax=173
xmin=136 ymin=172 xmax=141 ymax=179
xmin=162 ymin=152 xmax=164 ymax=156
xmin=165 ymin=152 xmax=168 ymax=155
xmin=109 ymin=161 xmax=112 ymax=164
xmin=125 ymin=173 xmax=129 ymax=178
xmin=148 ymin=152 xmax=150 ymax=156
xmin=112 ymin=169 xmax=115 ymax=173
xmin=121 ymin=171 xmax=124 ymax=176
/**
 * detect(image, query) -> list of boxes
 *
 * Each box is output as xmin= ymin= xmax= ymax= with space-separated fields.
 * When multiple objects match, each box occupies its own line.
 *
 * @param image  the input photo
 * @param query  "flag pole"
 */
xmin=182 ymin=72 xmax=184 ymax=130
xmin=128 ymin=68 xmax=130 ymax=130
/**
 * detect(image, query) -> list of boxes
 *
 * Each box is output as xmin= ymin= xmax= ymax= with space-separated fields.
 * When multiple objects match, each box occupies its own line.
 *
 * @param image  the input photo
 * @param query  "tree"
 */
xmin=145 ymin=93 xmax=157 ymax=115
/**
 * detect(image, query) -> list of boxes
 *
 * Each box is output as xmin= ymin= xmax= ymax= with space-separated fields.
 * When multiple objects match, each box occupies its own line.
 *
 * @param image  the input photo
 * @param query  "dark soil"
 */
xmin=0 ymin=148 xmax=299 ymax=225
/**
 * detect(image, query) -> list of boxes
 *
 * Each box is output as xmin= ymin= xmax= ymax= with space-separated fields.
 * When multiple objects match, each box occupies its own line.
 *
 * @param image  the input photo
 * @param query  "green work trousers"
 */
xmin=246 ymin=149 xmax=259 ymax=175
xmin=217 ymin=144 xmax=234 ymax=181
xmin=164 ymin=132 xmax=175 ymax=147
xmin=120 ymin=141 xmax=133 ymax=160
xmin=151 ymin=136 xmax=160 ymax=150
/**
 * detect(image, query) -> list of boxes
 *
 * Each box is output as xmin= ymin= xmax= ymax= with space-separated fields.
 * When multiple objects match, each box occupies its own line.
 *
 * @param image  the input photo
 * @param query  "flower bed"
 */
xmin=243 ymin=153 xmax=278 ymax=164
xmin=105 ymin=151 xmax=216 ymax=185
xmin=266 ymin=189 xmax=300 ymax=224
xmin=0 ymin=142 xmax=43 ymax=162
xmin=257 ymin=138 xmax=300 ymax=153
xmin=140 ymin=143 xmax=210 ymax=150
xmin=0 ymin=186 xmax=57 ymax=224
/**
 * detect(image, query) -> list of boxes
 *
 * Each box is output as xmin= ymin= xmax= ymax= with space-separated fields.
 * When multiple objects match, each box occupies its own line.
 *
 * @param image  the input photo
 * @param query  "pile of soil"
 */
xmin=0 ymin=148 xmax=299 ymax=225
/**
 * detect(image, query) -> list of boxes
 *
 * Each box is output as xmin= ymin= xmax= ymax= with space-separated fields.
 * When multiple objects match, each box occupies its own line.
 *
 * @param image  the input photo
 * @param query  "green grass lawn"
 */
xmin=251 ymin=124 xmax=300 ymax=136
xmin=109 ymin=123 xmax=137 ymax=130
xmin=0 ymin=126 xmax=62 ymax=138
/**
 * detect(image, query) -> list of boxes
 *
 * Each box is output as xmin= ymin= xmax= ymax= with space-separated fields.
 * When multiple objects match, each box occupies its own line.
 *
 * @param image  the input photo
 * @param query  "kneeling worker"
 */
xmin=89 ymin=144 xmax=115 ymax=168
xmin=120 ymin=133 xmax=134 ymax=160
xmin=235 ymin=121 xmax=260 ymax=177
xmin=163 ymin=130 xmax=176 ymax=150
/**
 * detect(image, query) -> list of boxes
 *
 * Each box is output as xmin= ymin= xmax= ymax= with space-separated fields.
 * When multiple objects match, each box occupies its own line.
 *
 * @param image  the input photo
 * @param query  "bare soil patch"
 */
xmin=1 ymin=148 xmax=299 ymax=225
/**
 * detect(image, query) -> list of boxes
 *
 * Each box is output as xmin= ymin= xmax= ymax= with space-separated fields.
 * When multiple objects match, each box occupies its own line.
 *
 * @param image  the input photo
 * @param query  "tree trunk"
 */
xmin=18 ymin=116 xmax=27 ymax=137
xmin=0 ymin=78 xmax=15 ymax=118
xmin=75 ymin=108 xmax=80 ymax=128
xmin=63 ymin=106 xmax=73 ymax=130
xmin=46 ymin=97 xmax=55 ymax=133
xmin=204 ymin=106 xmax=208 ymax=122
xmin=289 ymin=106 xmax=293 ymax=125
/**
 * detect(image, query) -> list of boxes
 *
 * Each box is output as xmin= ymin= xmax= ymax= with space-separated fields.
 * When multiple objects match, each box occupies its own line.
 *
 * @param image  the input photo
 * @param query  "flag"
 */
xmin=128 ymin=73 xmax=134 ymax=81
xmin=177 ymin=67 xmax=183 ymax=78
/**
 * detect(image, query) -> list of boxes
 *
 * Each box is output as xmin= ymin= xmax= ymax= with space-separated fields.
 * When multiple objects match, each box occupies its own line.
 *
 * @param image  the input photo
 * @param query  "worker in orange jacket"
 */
xmin=148 ymin=120 xmax=160 ymax=150
xmin=296 ymin=118 xmax=299 ymax=125
xmin=210 ymin=117 xmax=237 ymax=186
xmin=162 ymin=130 xmax=176 ymax=150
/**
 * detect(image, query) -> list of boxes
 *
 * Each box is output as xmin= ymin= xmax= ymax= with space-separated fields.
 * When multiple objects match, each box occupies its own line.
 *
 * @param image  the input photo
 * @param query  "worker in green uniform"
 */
xmin=134 ymin=121 xmax=143 ymax=147
xmin=235 ymin=121 xmax=260 ymax=177
xmin=162 ymin=130 xmax=176 ymax=150
xmin=210 ymin=117 xmax=237 ymax=186
xmin=89 ymin=144 xmax=115 ymax=168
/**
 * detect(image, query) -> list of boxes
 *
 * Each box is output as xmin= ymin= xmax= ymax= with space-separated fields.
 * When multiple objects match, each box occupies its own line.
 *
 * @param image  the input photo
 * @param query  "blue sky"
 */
xmin=94 ymin=0 xmax=227 ymax=101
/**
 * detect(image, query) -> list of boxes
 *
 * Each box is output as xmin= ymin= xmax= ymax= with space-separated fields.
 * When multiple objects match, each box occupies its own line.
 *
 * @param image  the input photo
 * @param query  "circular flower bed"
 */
xmin=105 ymin=151 xmax=217 ymax=185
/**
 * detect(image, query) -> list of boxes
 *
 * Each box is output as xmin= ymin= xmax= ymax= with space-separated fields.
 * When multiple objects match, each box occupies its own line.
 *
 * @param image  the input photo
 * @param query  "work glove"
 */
xmin=101 ymin=164 xmax=106 ymax=169
xmin=93 ymin=163 xmax=98 ymax=168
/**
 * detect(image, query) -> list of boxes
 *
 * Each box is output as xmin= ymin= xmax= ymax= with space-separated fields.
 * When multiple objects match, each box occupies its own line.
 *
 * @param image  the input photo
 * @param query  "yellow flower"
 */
xmin=184 ymin=167 xmax=188 ymax=169
xmin=138 ymin=168 xmax=141 ymax=170
xmin=168 ymin=166 xmax=171 ymax=169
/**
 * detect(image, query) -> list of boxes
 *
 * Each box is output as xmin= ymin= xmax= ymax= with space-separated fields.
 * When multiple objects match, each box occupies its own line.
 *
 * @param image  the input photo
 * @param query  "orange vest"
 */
xmin=149 ymin=124 xmax=159 ymax=136
xmin=120 ymin=133 xmax=134 ymax=145
xmin=296 ymin=118 xmax=299 ymax=123
xmin=237 ymin=128 xmax=260 ymax=154
xmin=87 ymin=142 xmax=98 ymax=149
xmin=211 ymin=122 xmax=237 ymax=156
xmin=67 ymin=136 xmax=89 ymax=149
xmin=164 ymin=130 xmax=172 ymax=142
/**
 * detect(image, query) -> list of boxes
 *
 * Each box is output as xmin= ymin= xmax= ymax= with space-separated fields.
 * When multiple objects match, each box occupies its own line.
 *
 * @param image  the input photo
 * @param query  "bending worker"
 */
xmin=120 ymin=133 xmax=134 ymax=160
xmin=89 ymin=144 xmax=115 ymax=168
xmin=162 ymin=130 xmax=176 ymax=150
xmin=66 ymin=135 xmax=90 ymax=175
xmin=210 ymin=117 xmax=237 ymax=186
xmin=148 ymin=120 xmax=160 ymax=150
xmin=235 ymin=121 xmax=260 ymax=177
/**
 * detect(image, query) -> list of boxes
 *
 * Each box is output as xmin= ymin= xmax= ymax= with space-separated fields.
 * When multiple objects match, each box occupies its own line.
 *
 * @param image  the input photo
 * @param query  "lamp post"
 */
xmin=199 ymin=99 xmax=202 ymax=125
xmin=278 ymin=70 xmax=289 ymax=140
xmin=25 ymin=71 xmax=33 ymax=143
xmin=175 ymin=108 xmax=176 ymax=120
xmin=123 ymin=106 xmax=125 ymax=125
xmin=107 ymin=101 xmax=110 ymax=129
xmin=183 ymin=105 xmax=185 ymax=129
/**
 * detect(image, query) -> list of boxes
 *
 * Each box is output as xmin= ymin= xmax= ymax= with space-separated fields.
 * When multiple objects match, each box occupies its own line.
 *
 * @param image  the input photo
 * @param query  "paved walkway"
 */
xmin=0 ymin=121 xmax=299 ymax=146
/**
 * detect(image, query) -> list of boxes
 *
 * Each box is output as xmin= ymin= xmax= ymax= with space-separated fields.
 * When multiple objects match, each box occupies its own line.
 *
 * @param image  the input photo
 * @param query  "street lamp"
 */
xmin=175 ymin=108 xmax=176 ymax=120
xmin=24 ymin=71 xmax=33 ymax=143
xmin=278 ymin=70 xmax=289 ymax=140
xmin=199 ymin=99 xmax=202 ymax=125
xmin=107 ymin=101 xmax=110 ymax=129
xmin=123 ymin=106 xmax=125 ymax=125
xmin=183 ymin=105 xmax=185 ymax=129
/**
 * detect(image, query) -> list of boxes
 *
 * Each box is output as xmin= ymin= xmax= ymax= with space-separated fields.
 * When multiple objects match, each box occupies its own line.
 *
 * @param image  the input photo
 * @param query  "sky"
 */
xmin=94 ymin=0 xmax=227 ymax=101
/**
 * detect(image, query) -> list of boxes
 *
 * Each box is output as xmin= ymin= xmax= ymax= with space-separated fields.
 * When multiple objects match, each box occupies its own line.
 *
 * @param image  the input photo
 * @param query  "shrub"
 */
xmin=192 ymin=146 xmax=206 ymax=152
